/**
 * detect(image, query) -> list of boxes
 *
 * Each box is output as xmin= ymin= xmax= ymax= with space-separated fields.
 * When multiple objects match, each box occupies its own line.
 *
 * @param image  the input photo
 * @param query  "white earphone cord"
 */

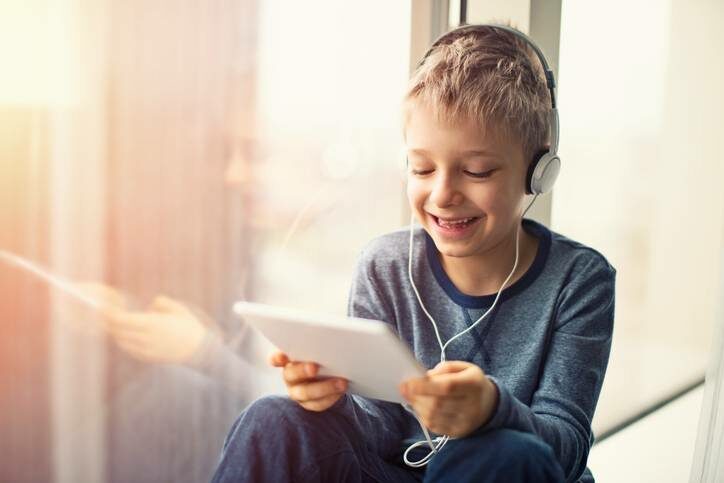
xmin=402 ymin=195 xmax=538 ymax=468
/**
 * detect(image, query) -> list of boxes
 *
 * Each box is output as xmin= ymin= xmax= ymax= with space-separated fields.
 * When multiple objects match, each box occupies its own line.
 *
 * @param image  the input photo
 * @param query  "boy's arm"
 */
xmin=483 ymin=256 xmax=615 ymax=483
xmin=347 ymin=246 xmax=397 ymax=329
xmin=335 ymin=247 xmax=415 ymax=449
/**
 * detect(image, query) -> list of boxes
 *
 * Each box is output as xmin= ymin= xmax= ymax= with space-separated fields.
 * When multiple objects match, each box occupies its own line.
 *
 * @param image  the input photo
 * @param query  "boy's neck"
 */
xmin=439 ymin=223 xmax=539 ymax=298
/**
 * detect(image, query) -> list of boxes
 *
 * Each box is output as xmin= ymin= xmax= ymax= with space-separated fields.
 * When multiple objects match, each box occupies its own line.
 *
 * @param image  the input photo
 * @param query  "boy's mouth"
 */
xmin=429 ymin=214 xmax=481 ymax=235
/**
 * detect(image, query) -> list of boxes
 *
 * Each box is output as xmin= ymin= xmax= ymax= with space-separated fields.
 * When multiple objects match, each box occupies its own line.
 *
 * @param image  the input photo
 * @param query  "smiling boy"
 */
xmin=212 ymin=24 xmax=615 ymax=483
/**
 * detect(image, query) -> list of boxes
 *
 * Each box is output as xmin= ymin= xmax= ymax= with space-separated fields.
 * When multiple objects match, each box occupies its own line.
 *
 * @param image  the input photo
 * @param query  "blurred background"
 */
xmin=1 ymin=0 xmax=723 ymax=482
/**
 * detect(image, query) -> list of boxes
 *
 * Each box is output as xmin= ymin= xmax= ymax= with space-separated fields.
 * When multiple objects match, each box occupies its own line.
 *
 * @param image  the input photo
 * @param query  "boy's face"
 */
xmin=405 ymin=102 xmax=528 ymax=260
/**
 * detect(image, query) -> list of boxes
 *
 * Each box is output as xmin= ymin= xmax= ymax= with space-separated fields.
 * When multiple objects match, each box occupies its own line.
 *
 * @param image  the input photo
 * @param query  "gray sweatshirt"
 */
xmin=343 ymin=218 xmax=615 ymax=483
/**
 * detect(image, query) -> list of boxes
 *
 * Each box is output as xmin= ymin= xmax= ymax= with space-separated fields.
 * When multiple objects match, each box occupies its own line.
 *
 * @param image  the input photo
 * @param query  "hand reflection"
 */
xmin=106 ymin=295 xmax=207 ymax=364
xmin=76 ymin=283 xmax=208 ymax=364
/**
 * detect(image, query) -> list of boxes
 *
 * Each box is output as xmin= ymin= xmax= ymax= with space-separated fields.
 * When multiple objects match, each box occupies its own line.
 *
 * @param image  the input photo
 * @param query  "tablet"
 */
xmin=233 ymin=301 xmax=426 ymax=404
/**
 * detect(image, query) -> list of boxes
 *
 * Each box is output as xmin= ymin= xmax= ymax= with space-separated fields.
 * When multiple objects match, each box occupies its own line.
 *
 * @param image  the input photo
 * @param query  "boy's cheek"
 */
xmin=405 ymin=180 xmax=424 ymax=202
xmin=405 ymin=193 xmax=420 ymax=213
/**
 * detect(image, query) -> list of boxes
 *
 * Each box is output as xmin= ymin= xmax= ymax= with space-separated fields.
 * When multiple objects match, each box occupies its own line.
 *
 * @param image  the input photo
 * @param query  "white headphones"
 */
xmin=417 ymin=23 xmax=561 ymax=195
xmin=402 ymin=24 xmax=557 ymax=468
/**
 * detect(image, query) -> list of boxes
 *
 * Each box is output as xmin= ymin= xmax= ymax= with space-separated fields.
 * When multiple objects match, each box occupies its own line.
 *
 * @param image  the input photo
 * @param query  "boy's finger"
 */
xmin=299 ymin=393 xmax=343 ymax=412
xmin=404 ymin=375 xmax=468 ymax=397
xmin=412 ymin=395 xmax=463 ymax=420
xmin=268 ymin=351 xmax=289 ymax=367
xmin=427 ymin=360 xmax=472 ymax=376
xmin=283 ymin=361 xmax=318 ymax=384
xmin=288 ymin=378 xmax=346 ymax=403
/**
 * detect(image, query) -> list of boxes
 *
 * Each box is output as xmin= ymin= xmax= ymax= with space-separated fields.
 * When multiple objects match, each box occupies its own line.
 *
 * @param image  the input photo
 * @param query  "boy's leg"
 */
xmin=422 ymin=429 xmax=565 ymax=483
xmin=210 ymin=394 xmax=422 ymax=483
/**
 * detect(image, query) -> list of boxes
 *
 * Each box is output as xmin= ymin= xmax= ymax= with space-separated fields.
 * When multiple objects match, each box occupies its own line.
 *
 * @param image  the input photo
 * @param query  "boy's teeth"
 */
xmin=438 ymin=217 xmax=474 ymax=226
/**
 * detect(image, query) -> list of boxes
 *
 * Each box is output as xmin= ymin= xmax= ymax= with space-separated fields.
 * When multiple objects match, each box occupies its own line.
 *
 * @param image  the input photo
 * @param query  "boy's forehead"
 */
xmin=409 ymin=147 xmax=502 ymax=158
xmin=404 ymin=101 xmax=510 ymax=156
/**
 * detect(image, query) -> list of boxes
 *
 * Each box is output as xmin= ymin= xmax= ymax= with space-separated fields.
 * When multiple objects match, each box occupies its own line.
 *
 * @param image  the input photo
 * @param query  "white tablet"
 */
xmin=233 ymin=301 xmax=425 ymax=404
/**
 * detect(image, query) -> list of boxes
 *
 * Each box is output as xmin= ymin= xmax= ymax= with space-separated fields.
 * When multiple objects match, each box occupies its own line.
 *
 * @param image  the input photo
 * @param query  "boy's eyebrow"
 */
xmin=408 ymin=148 xmax=500 ymax=158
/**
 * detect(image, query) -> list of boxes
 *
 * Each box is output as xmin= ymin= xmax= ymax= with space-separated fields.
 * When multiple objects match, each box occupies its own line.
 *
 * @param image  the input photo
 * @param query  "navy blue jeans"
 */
xmin=211 ymin=395 xmax=565 ymax=483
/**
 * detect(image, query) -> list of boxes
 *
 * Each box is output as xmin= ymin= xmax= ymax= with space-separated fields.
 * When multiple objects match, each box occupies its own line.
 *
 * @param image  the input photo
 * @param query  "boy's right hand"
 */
xmin=269 ymin=351 xmax=348 ymax=412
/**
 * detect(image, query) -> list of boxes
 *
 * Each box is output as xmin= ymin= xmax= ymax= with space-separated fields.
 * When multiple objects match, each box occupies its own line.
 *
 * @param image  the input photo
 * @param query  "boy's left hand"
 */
xmin=399 ymin=361 xmax=498 ymax=438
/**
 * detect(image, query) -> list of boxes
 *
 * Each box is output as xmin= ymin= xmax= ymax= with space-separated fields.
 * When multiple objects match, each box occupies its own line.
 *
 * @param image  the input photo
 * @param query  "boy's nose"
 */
xmin=429 ymin=175 xmax=463 ymax=208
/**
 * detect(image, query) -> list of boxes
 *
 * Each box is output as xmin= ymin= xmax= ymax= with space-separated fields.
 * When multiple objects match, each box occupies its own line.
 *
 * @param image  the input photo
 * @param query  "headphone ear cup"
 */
xmin=525 ymin=155 xmax=541 ymax=195
xmin=527 ymin=152 xmax=561 ymax=195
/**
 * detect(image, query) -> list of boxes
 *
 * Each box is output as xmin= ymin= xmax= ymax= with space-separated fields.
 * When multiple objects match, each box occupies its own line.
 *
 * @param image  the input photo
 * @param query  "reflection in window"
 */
xmin=249 ymin=0 xmax=411 ymax=313
xmin=1 ymin=0 xmax=410 ymax=482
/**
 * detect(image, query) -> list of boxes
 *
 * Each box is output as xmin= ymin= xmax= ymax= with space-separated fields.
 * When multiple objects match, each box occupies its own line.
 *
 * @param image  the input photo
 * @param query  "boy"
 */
xmin=212 ymin=24 xmax=614 ymax=483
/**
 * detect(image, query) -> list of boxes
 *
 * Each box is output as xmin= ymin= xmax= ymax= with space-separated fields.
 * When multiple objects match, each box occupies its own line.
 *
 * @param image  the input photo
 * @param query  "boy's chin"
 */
xmin=437 ymin=246 xmax=476 ymax=258
xmin=430 ymin=237 xmax=478 ymax=258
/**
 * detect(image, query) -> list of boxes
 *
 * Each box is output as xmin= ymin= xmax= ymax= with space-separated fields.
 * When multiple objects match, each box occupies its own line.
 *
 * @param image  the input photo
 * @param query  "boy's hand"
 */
xmin=269 ymin=351 xmax=348 ymax=412
xmin=399 ymin=360 xmax=498 ymax=438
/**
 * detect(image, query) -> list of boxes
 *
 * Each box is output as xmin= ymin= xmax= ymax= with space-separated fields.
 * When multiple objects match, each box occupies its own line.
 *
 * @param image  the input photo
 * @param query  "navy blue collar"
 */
xmin=424 ymin=218 xmax=551 ymax=309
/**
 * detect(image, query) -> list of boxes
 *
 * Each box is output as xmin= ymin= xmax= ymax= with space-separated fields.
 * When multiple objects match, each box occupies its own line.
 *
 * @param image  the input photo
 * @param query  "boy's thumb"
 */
xmin=427 ymin=360 xmax=470 ymax=376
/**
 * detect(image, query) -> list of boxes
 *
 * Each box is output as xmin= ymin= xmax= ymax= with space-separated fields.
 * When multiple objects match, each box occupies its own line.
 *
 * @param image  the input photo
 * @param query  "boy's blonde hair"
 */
xmin=404 ymin=25 xmax=551 ymax=162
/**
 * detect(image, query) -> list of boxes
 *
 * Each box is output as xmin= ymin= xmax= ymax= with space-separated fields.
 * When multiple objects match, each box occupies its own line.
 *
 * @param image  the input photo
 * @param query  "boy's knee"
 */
xmin=244 ymin=395 xmax=301 ymax=422
xmin=426 ymin=429 xmax=564 ymax=482
xmin=486 ymin=429 xmax=556 ymax=464
xmin=235 ymin=395 xmax=354 ymax=445
xmin=219 ymin=394 xmax=360 ymax=470
xmin=487 ymin=430 xmax=564 ymax=481
xmin=438 ymin=428 xmax=555 ymax=462
xmin=221 ymin=396 xmax=297 ymax=450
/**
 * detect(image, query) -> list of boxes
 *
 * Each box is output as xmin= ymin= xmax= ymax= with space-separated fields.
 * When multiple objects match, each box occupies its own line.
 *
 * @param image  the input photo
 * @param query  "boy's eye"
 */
xmin=464 ymin=169 xmax=495 ymax=179
xmin=410 ymin=169 xmax=433 ymax=176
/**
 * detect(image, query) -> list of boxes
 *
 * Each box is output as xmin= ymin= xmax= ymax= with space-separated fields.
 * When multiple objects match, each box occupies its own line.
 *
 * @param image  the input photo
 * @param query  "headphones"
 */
xmin=416 ymin=24 xmax=561 ymax=195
